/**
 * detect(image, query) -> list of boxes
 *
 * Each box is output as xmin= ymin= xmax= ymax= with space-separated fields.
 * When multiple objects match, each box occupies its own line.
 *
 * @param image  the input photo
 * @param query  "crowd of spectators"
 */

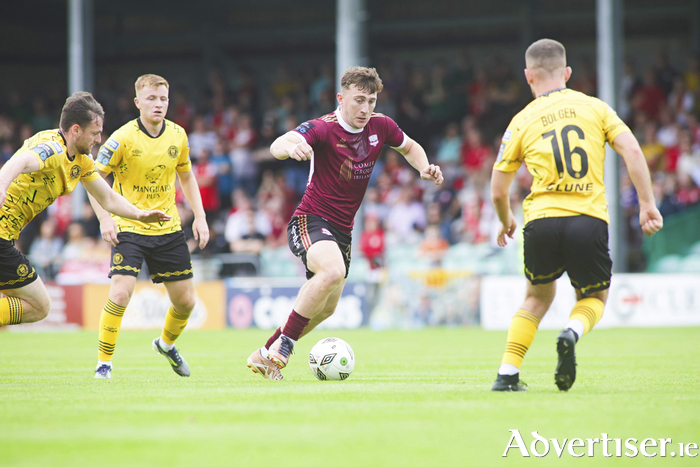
xmin=2 ymin=50 xmax=700 ymax=279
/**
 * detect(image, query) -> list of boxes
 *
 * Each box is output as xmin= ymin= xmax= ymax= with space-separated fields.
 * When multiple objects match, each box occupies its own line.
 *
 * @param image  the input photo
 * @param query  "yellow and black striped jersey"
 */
xmin=0 ymin=129 xmax=100 ymax=240
xmin=95 ymin=118 xmax=191 ymax=235
xmin=493 ymin=88 xmax=630 ymax=224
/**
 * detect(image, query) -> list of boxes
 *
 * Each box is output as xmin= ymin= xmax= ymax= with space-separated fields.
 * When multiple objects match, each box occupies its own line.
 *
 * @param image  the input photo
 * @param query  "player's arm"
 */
xmin=85 ymin=168 xmax=123 ymax=246
xmin=82 ymin=176 xmax=171 ymax=232
xmin=270 ymin=132 xmax=313 ymax=161
xmin=611 ymin=131 xmax=663 ymax=236
xmin=0 ymin=152 xmax=41 ymax=206
xmin=177 ymin=169 xmax=210 ymax=249
xmin=394 ymin=136 xmax=443 ymax=185
xmin=491 ymin=168 xmax=518 ymax=247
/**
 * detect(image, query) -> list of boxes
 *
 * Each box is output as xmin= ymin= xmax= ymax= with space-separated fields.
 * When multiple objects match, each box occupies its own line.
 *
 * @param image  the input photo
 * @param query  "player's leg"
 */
xmin=565 ymin=288 xmax=608 ymax=341
xmin=153 ymin=278 xmax=196 ymax=377
xmin=493 ymin=218 xmax=563 ymax=391
xmin=95 ymin=234 xmax=142 ymax=379
xmin=0 ymin=240 xmax=51 ymax=326
xmin=0 ymin=278 xmax=52 ymax=326
xmin=246 ymin=276 xmax=346 ymax=380
xmin=249 ymin=216 xmax=348 ymax=378
xmin=148 ymin=231 xmax=195 ymax=377
xmin=299 ymin=277 xmax=346 ymax=339
xmin=268 ymin=240 xmax=346 ymax=368
xmin=95 ymin=274 xmax=137 ymax=379
xmin=555 ymin=215 xmax=612 ymax=391
xmin=492 ymin=281 xmax=556 ymax=392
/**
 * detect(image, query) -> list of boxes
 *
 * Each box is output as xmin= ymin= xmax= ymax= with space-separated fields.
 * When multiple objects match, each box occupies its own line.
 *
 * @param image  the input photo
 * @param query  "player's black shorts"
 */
xmin=0 ymin=238 xmax=39 ymax=290
xmin=109 ymin=231 xmax=193 ymax=283
xmin=523 ymin=215 xmax=612 ymax=296
xmin=287 ymin=215 xmax=351 ymax=280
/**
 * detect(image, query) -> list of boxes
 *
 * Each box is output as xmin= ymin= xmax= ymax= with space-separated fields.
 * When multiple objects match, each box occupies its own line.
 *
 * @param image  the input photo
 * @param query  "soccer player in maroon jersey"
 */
xmin=246 ymin=66 xmax=443 ymax=380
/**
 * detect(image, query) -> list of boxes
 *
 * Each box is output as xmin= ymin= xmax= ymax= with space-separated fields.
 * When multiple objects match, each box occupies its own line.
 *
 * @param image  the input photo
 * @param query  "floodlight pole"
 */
xmin=337 ymin=0 xmax=368 ymax=242
xmin=68 ymin=0 xmax=94 ymax=220
xmin=336 ymin=0 xmax=368 ymax=90
xmin=597 ymin=0 xmax=625 ymax=272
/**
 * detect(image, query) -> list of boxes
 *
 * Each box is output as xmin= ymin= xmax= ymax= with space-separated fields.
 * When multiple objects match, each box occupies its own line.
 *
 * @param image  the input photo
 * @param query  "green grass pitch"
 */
xmin=1 ymin=327 xmax=698 ymax=466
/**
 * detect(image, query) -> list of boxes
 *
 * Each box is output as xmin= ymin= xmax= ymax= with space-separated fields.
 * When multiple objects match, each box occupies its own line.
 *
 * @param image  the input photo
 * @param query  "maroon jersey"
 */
xmin=292 ymin=108 xmax=406 ymax=232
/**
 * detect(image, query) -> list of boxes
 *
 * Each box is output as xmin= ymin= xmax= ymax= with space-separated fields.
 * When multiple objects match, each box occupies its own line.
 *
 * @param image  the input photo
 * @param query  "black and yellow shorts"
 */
xmin=109 ymin=231 xmax=193 ymax=283
xmin=523 ymin=215 xmax=612 ymax=296
xmin=0 ymin=238 xmax=39 ymax=290
xmin=287 ymin=215 xmax=351 ymax=280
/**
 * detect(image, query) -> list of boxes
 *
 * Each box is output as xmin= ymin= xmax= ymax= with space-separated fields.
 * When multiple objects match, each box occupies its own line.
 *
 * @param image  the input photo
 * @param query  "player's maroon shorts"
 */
xmin=0 ymin=238 xmax=39 ymax=290
xmin=523 ymin=215 xmax=612 ymax=296
xmin=287 ymin=215 xmax=351 ymax=280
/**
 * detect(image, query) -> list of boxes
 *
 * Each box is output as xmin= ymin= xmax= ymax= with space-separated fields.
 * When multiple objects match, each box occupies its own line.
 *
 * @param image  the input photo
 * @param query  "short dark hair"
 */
xmin=59 ymin=92 xmax=105 ymax=132
xmin=341 ymin=66 xmax=383 ymax=94
xmin=525 ymin=39 xmax=567 ymax=73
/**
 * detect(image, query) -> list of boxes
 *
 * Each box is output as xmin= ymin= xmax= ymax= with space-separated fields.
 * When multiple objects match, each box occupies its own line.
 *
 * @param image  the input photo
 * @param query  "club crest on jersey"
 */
xmin=369 ymin=134 xmax=379 ymax=147
xmin=113 ymin=253 xmax=123 ymax=265
xmin=17 ymin=264 xmax=29 ymax=277
xmin=321 ymin=228 xmax=333 ymax=236
xmin=168 ymin=145 xmax=179 ymax=159
xmin=106 ymin=138 xmax=120 ymax=151
xmin=70 ymin=165 xmax=81 ymax=179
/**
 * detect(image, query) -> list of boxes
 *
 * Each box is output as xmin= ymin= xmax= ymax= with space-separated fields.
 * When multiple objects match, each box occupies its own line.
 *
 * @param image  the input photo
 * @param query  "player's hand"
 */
xmin=289 ymin=142 xmax=313 ymax=161
xmin=0 ymin=191 xmax=6 ymax=209
xmin=99 ymin=218 xmax=120 ymax=247
xmin=420 ymin=164 xmax=444 ymax=185
xmin=138 ymin=209 xmax=172 ymax=224
xmin=496 ymin=212 xmax=517 ymax=247
xmin=192 ymin=217 xmax=210 ymax=249
xmin=639 ymin=204 xmax=663 ymax=236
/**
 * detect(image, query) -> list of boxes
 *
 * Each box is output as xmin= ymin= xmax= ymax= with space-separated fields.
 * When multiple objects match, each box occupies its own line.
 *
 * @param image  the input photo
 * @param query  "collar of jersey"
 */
xmin=539 ymin=87 xmax=567 ymax=98
xmin=57 ymin=129 xmax=76 ymax=161
xmin=137 ymin=117 xmax=167 ymax=138
xmin=335 ymin=107 xmax=363 ymax=134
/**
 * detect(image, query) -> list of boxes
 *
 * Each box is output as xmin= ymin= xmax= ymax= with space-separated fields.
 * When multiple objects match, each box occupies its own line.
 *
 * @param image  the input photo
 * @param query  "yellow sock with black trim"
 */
xmin=567 ymin=297 xmax=605 ymax=339
xmin=501 ymin=309 xmax=541 ymax=369
xmin=97 ymin=300 xmax=126 ymax=361
xmin=161 ymin=306 xmax=190 ymax=345
xmin=0 ymin=296 xmax=23 ymax=326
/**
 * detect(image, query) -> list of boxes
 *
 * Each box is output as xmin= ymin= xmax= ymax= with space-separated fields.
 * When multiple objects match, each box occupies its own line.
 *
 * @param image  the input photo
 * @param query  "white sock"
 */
xmin=281 ymin=334 xmax=297 ymax=345
xmin=97 ymin=360 xmax=112 ymax=368
xmin=566 ymin=320 xmax=585 ymax=341
xmin=498 ymin=363 xmax=520 ymax=376
xmin=159 ymin=337 xmax=174 ymax=351
xmin=260 ymin=347 xmax=269 ymax=358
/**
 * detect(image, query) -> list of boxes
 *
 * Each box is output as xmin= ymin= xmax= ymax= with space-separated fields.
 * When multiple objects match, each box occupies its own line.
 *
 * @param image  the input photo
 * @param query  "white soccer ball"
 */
xmin=308 ymin=337 xmax=355 ymax=381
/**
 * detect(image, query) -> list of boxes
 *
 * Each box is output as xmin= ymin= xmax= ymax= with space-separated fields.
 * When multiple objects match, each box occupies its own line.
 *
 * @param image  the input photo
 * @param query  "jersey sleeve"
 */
xmin=600 ymin=100 xmax=631 ymax=145
xmin=384 ymin=116 xmax=407 ymax=149
xmin=80 ymin=156 xmax=101 ymax=182
xmin=291 ymin=119 xmax=326 ymax=146
xmin=176 ymin=134 xmax=192 ymax=173
xmin=95 ymin=132 xmax=125 ymax=174
xmin=493 ymin=119 xmax=524 ymax=172
xmin=26 ymin=141 xmax=65 ymax=170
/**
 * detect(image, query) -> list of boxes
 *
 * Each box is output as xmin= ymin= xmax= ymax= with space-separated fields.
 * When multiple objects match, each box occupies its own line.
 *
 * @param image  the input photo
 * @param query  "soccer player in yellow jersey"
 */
xmin=89 ymin=74 xmax=209 ymax=379
xmin=0 ymin=92 xmax=170 ymax=329
xmin=490 ymin=39 xmax=663 ymax=392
